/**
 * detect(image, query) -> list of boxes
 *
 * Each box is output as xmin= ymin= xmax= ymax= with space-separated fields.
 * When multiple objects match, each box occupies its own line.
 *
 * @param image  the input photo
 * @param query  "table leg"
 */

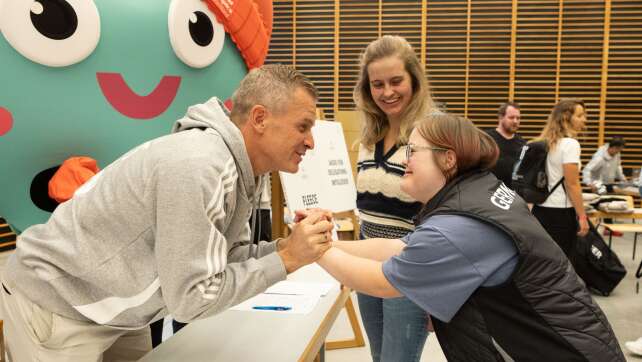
xmin=314 ymin=344 xmax=325 ymax=362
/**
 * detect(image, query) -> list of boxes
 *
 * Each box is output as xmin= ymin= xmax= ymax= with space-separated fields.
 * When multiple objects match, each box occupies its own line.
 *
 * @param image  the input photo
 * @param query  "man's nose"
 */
xmin=304 ymin=132 xmax=314 ymax=149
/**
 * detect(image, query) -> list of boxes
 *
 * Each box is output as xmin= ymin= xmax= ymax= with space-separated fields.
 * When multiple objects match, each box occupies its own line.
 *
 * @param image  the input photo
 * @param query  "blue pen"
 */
xmin=252 ymin=306 xmax=292 ymax=311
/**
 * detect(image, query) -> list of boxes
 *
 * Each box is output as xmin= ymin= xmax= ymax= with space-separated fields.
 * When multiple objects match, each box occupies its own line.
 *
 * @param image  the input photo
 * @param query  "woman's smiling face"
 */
xmin=401 ymin=129 xmax=448 ymax=204
xmin=367 ymin=56 xmax=413 ymax=122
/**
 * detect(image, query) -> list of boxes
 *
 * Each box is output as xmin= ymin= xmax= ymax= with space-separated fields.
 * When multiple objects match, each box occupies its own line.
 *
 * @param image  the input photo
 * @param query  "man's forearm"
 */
xmin=582 ymin=159 xmax=600 ymax=185
xmin=170 ymin=253 xmax=287 ymax=323
xmin=228 ymin=239 xmax=280 ymax=262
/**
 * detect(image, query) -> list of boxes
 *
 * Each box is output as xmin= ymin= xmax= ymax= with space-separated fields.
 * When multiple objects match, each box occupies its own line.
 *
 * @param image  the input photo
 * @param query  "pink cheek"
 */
xmin=0 ymin=107 xmax=13 ymax=136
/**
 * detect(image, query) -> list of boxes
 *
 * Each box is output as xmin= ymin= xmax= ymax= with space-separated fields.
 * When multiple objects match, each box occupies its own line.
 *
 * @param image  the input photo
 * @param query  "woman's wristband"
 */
xmin=577 ymin=214 xmax=588 ymax=221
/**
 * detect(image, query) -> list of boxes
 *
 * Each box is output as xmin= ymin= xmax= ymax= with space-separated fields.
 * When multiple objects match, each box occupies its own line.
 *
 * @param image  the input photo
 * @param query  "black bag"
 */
xmin=511 ymin=141 xmax=564 ymax=204
xmin=572 ymin=221 xmax=626 ymax=296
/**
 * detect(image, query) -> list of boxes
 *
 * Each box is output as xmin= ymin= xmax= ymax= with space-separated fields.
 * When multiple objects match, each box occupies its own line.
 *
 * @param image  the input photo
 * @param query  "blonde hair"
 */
xmin=354 ymin=35 xmax=434 ymax=147
xmin=532 ymin=98 xmax=585 ymax=150
xmin=416 ymin=113 xmax=498 ymax=182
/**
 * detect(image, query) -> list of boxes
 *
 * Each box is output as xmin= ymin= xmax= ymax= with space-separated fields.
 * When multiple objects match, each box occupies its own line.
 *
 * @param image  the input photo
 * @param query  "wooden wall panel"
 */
xmin=425 ymin=1 xmax=469 ymax=116
xmin=337 ymin=2 xmax=379 ymax=111
xmin=382 ymin=1 xmax=423 ymax=50
xmin=266 ymin=0 xmax=642 ymax=174
xmin=606 ymin=0 xmax=642 ymax=173
xmin=292 ymin=1 xmax=336 ymax=119
xmin=514 ymin=0 xmax=560 ymax=139
xmin=559 ymin=0 xmax=605 ymax=162
xmin=467 ymin=0 xmax=513 ymax=130
xmin=268 ymin=2 xmax=295 ymax=66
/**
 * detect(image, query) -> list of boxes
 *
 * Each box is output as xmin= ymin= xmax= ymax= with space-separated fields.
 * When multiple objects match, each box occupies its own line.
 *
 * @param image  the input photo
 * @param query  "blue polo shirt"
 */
xmin=382 ymin=214 xmax=518 ymax=322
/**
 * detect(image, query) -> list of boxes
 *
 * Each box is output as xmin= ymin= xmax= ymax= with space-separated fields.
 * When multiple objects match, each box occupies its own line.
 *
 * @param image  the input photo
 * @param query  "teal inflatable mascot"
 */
xmin=0 ymin=0 xmax=273 ymax=232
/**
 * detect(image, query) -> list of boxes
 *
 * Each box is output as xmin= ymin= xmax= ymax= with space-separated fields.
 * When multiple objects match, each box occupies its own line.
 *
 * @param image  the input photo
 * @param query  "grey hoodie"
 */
xmin=4 ymin=98 xmax=287 ymax=329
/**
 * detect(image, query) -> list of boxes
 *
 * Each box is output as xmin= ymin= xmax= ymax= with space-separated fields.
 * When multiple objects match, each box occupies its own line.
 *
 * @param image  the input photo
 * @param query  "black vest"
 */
xmin=418 ymin=171 xmax=624 ymax=362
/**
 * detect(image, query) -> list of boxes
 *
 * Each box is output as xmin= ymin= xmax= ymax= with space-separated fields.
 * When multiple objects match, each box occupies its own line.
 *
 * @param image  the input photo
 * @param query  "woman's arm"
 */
xmin=317 ymin=247 xmax=402 ymax=298
xmin=563 ymin=163 xmax=589 ymax=236
xmin=332 ymin=238 xmax=406 ymax=261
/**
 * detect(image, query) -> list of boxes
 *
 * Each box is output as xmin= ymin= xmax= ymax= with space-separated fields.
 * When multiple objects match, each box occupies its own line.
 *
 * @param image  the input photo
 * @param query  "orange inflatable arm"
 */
xmin=48 ymin=157 xmax=100 ymax=203
xmin=204 ymin=0 xmax=273 ymax=69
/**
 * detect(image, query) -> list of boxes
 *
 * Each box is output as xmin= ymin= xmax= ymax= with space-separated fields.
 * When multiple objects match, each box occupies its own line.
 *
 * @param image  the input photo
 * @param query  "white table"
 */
xmin=139 ymin=264 xmax=348 ymax=362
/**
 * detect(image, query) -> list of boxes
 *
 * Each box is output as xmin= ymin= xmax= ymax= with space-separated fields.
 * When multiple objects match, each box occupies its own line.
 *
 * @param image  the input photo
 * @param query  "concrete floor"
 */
xmin=0 ymin=227 xmax=641 ymax=361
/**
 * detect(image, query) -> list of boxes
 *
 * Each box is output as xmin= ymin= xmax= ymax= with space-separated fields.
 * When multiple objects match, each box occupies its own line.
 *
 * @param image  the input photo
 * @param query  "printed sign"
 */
xmin=280 ymin=120 xmax=357 ymax=215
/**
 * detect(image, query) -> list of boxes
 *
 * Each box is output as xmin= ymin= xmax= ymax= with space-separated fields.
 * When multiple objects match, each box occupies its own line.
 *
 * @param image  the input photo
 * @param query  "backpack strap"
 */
xmin=548 ymin=177 xmax=565 ymax=195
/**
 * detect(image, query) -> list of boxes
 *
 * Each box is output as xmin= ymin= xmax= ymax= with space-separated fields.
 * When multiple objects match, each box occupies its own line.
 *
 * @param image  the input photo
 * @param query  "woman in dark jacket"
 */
xmin=317 ymin=113 xmax=624 ymax=361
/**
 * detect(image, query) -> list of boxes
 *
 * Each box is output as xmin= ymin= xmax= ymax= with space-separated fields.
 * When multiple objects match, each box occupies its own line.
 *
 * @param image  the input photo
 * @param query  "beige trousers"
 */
xmin=0 ymin=279 xmax=151 ymax=362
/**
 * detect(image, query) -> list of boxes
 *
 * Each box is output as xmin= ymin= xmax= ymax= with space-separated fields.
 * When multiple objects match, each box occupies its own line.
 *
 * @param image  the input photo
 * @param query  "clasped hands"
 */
xmin=276 ymin=208 xmax=335 ymax=273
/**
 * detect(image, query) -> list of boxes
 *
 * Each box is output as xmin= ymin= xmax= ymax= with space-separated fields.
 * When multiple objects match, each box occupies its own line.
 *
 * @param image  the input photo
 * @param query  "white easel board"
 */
xmin=279 ymin=120 xmax=357 ymax=216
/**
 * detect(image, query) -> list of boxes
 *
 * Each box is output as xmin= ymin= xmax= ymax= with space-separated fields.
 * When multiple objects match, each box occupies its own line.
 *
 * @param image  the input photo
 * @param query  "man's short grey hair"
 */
xmin=230 ymin=64 xmax=318 ymax=125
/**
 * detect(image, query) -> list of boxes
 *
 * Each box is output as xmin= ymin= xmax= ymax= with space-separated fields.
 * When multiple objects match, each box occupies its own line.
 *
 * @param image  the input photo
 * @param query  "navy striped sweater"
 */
xmin=356 ymin=140 xmax=422 ymax=239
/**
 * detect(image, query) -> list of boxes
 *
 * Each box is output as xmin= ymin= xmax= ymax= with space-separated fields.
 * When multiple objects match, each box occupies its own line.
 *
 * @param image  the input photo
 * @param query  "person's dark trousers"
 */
xmin=150 ymin=319 xmax=188 ymax=348
xmin=173 ymin=320 xmax=187 ymax=333
xmin=532 ymin=205 xmax=578 ymax=261
xmin=150 ymin=319 xmax=164 ymax=348
xmin=253 ymin=209 xmax=272 ymax=242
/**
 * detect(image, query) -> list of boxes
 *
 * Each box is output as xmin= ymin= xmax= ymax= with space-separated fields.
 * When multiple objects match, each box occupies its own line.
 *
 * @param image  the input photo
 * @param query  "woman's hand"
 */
xmin=577 ymin=217 xmax=589 ymax=236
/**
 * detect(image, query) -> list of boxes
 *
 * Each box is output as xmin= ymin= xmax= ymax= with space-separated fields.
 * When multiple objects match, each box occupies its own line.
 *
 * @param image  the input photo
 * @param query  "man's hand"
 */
xmin=278 ymin=211 xmax=333 ymax=273
xmin=293 ymin=208 xmax=333 ymax=223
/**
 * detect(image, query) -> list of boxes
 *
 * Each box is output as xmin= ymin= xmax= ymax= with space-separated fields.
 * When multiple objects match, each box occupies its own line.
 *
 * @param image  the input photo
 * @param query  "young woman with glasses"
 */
xmin=317 ymin=113 xmax=624 ymax=362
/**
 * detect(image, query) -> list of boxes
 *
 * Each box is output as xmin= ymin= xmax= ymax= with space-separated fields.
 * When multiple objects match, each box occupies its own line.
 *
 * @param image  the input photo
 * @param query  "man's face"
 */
xmin=499 ymin=106 xmax=521 ymax=135
xmin=608 ymin=146 xmax=623 ymax=156
xmin=263 ymin=88 xmax=317 ymax=173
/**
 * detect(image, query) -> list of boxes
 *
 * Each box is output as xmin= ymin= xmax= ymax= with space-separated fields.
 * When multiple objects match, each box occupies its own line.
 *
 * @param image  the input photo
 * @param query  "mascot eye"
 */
xmin=168 ymin=0 xmax=224 ymax=69
xmin=0 ymin=0 xmax=100 ymax=67
xmin=30 ymin=0 xmax=78 ymax=40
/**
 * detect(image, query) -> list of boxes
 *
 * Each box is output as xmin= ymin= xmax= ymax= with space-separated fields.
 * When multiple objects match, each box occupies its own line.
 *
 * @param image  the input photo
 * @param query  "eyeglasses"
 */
xmin=405 ymin=143 xmax=448 ymax=161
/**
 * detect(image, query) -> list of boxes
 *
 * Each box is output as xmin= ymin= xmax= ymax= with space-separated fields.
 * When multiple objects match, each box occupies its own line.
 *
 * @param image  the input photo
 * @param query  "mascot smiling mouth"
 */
xmin=96 ymin=72 xmax=182 ymax=120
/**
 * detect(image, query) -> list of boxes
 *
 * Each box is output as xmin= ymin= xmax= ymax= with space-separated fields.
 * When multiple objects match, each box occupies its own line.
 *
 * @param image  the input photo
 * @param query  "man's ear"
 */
xmin=248 ymin=104 xmax=268 ymax=133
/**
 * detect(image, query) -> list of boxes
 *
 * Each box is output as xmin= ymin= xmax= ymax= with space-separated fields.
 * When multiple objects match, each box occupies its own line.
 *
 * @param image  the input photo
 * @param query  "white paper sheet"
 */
xmin=264 ymin=281 xmax=335 ymax=297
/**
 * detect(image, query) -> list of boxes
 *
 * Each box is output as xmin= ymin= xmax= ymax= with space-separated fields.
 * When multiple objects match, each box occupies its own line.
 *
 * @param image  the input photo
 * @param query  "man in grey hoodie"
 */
xmin=0 ymin=64 xmax=333 ymax=361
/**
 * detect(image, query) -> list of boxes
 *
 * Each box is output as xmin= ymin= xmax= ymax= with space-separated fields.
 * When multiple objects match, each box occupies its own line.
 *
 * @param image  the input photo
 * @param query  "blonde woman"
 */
xmin=316 ymin=113 xmax=623 ymax=361
xmin=353 ymin=35 xmax=434 ymax=362
xmin=531 ymin=98 xmax=589 ymax=259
